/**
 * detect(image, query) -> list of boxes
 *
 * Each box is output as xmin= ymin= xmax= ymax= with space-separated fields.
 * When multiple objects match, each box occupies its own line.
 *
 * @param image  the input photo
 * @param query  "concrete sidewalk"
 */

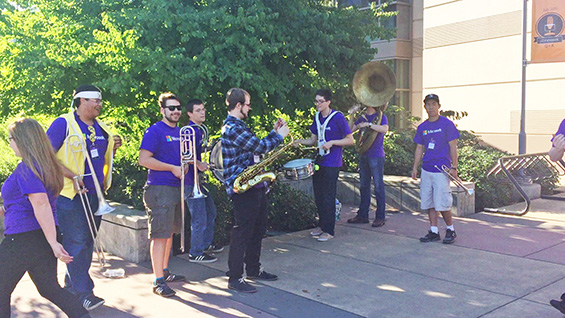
xmin=9 ymin=198 xmax=565 ymax=318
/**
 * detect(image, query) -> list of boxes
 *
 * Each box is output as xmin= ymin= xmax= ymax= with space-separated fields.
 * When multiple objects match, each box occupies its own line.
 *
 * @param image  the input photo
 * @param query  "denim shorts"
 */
xmin=143 ymin=185 xmax=182 ymax=239
xmin=420 ymin=169 xmax=453 ymax=211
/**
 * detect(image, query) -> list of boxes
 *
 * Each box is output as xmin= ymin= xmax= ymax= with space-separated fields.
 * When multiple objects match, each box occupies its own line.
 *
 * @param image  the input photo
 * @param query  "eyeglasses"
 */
xmin=315 ymin=99 xmax=327 ymax=104
xmin=164 ymin=106 xmax=183 ymax=111
xmin=85 ymin=98 xmax=103 ymax=104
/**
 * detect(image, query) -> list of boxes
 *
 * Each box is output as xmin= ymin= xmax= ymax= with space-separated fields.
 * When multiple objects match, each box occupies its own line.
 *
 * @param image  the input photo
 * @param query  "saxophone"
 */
xmin=233 ymin=135 xmax=294 ymax=193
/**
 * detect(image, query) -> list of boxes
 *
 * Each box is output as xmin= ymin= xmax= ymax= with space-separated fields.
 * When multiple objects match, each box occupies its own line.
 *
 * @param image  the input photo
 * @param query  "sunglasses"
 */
xmin=164 ymin=106 xmax=183 ymax=111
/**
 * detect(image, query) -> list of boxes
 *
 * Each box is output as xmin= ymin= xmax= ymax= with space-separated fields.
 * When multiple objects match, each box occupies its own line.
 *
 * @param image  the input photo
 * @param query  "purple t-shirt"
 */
xmin=309 ymin=110 xmax=352 ymax=167
xmin=140 ymin=121 xmax=181 ymax=187
xmin=355 ymin=113 xmax=388 ymax=158
xmin=184 ymin=122 xmax=203 ymax=186
xmin=1 ymin=162 xmax=58 ymax=235
xmin=551 ymin=119 xmax=565 ymax=144
xmin=413 ymin=116 xmax=460 ymax=173
xmin=47 ymin=113 xmax=109 ymax=192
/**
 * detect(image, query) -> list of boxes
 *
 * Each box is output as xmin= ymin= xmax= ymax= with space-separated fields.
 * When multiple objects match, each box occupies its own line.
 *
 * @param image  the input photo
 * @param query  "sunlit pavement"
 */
xmin=10 ymin=198 xmax=565 ymax=318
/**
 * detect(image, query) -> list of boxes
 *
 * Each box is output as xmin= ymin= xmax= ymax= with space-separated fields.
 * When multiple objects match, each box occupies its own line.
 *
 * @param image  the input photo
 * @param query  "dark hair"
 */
xmin=315 ymin=89 xmax=332 ymax=102
xmin=225 ymin=88 xmax=249 ymax=111
xmin=185 ymin=99 xmax=204 ymax=113
xmin=72 ymin=84 xmax=101 ymax=109
xmin=158 ymin=92 xmax=181 ymax=108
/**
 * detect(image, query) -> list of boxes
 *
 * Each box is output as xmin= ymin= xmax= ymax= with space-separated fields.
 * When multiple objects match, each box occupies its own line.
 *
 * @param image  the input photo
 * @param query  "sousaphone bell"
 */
xmin=351 ymin=61 xmax=396 ymax=154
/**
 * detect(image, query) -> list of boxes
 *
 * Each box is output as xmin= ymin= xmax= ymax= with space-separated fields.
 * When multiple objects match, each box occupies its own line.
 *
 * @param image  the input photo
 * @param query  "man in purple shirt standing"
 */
xmin=347 ymin=104 xmax=389 ymax=227
xmin=548 ymin=119 xmax=565 ymax=315
xmin=183 ymin=99 xmax=222 ymax=263
xmin=295 ymin=89 xmax=354 ymax=242
xmin=139 ymin=92 xmax=186 ymax=298
xmin=411 ymin=94 xmax=460 ymax=244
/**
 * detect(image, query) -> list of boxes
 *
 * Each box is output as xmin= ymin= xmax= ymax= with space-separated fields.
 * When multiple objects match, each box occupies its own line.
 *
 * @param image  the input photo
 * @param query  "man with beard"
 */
xmin=139 ymin=92 xmax=186 ymax=297
xmin=221 ymin=88 xmax=289 ymax=293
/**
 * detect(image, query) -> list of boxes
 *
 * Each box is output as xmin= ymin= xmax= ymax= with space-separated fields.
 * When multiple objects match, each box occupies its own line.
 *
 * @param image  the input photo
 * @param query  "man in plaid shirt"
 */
xmin=221 ymin=88 xmax=289 ymax=293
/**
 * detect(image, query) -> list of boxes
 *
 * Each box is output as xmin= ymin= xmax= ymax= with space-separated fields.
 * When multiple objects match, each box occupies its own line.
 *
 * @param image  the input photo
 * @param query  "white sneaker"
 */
xmin=310 ymin=227 xmax=323 ymax=236
xmin=317 ymin=233 xmax=334 ymax=242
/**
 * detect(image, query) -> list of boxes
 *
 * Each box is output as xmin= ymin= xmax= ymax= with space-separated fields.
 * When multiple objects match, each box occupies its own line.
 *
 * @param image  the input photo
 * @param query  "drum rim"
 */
xmin=283 ymin=158 xmax=313 ymax=168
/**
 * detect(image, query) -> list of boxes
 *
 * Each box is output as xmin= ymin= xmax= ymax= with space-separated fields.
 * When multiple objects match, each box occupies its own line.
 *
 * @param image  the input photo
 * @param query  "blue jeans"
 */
xmin=312 ymin=166 xmax=340 ymax=236
xmin=184 ymin=184 xmax=217 ymax=256
xmin=358 ymin=156 xmax=386 ymax=221
xmin=56 ymin=193 xmax=100 ymax=299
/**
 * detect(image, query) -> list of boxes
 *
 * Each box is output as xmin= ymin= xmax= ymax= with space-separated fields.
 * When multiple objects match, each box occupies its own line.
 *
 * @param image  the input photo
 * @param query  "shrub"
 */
xmin=175 ymin=175 xmax=317 ymax=248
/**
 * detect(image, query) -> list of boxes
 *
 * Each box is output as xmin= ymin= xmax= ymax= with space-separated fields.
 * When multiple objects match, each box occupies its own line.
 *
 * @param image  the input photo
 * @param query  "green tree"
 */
xmin=0 ymin=0 xmax=395 ymax=129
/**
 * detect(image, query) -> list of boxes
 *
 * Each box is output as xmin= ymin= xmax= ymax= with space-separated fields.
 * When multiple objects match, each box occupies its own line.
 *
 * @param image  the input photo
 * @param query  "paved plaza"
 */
xmin=10 ymin=198 xmax=565 ymax=318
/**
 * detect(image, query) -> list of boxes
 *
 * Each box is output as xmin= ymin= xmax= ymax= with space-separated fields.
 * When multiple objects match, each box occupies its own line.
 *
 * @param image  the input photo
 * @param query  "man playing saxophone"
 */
xmin=221 ymin=88 xmax=289 ymax=293
xmin=46 ymin=84 xmax=121 ymax=311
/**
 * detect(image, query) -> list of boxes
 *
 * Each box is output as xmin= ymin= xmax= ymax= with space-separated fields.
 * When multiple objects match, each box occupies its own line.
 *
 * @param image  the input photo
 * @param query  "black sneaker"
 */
xmin=164 ymin=270 xmax=186 ymax=282
xmin=82 ymin=294 xmax=105 ymax=311
xmin=419 ymin=230 xmax=441 ymax=242
xmin=551 ymin=299 xmax=565 ymax=314
xmin=153 ymin=281 xmax=176 ymax=297
xmin=347 ymin=216 xmax=369 ymax=224
xmin=228 ymin=278 xmax=257 ymax=293
xmin=247 ymin=269 xmax=278 ymax=281
xmin=204 ymin=245 xmax=225 ymax=253
xmin=189 ymin=253 xmax=217 ymax=263
xmin=443 ymin=229 xmax=457 ymax=244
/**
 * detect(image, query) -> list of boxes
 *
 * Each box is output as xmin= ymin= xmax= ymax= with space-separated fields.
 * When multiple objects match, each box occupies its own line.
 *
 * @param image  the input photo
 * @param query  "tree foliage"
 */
xmin=0 ymin=0 xmax=396 ymax=130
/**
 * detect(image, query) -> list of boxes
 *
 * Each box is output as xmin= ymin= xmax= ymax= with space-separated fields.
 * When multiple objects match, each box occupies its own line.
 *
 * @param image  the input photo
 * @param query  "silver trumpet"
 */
xmin=67 ymin=133 xmax=114 ymax=267
xmin=434 ymin=164 xmax=474 ymax=196
xmin=179 ymin=125 xmax=206 ymax=253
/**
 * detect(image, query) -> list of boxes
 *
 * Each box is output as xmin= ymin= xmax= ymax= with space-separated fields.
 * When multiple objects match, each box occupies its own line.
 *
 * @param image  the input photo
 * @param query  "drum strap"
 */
xmin=315 ymin=110 xmax=339 ymax=156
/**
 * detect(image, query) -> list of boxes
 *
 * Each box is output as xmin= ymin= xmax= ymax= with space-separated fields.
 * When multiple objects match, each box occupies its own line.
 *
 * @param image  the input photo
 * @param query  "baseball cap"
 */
xmin=423 ymin=94 xmax=440 ymax=103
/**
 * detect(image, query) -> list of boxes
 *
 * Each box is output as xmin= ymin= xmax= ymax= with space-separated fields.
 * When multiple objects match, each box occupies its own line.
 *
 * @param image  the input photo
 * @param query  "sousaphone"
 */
xmin=351 ymin=61 xmax=396 ymax=154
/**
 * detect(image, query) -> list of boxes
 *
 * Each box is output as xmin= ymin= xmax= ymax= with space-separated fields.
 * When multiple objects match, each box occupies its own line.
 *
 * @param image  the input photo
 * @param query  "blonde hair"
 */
xmin=8 ymin=118 xmax=64 ymax=194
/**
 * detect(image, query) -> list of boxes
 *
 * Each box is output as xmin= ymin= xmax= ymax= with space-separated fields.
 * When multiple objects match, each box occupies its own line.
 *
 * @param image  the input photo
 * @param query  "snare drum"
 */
xmin=283 ymin=158 xmax=314 ymax=180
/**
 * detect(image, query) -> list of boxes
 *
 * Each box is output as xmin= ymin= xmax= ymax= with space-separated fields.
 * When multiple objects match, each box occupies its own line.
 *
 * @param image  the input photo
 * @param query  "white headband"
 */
xmin=74 ymin=91 xmax=102 ymax=100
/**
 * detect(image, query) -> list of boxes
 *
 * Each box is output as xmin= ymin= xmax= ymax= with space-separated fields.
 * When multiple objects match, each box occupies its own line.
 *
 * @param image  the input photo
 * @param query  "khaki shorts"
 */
xmin=420 ymin=169 xmax=453 ymax=211
xmin=143 ymin=185 xmax=182 ymax=239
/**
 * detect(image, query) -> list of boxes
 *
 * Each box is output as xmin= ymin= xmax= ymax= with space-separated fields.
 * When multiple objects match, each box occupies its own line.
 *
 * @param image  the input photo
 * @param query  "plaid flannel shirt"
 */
xmin=221 ymin=115 xmax=284 ymax=196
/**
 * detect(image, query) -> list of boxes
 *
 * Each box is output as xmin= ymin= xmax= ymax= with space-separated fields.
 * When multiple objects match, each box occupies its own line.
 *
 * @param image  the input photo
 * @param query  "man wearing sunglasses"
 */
xmin=411 ymin=93 xmax=460 ymax=244
xmin=46 ymin=84 xmax=122 ymax=311
xmin=139 ymin=92 xmax=187 ymax=298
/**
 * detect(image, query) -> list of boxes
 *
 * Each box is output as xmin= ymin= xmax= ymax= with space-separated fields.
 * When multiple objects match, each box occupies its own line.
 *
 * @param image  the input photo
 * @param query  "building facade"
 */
xmin=363 ymin=0 xmax=565 ymax=154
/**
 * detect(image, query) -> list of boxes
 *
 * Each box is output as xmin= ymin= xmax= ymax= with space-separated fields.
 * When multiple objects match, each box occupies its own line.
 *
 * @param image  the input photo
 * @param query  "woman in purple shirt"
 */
xmin=0 ymin=118 xmax=90 ymax=318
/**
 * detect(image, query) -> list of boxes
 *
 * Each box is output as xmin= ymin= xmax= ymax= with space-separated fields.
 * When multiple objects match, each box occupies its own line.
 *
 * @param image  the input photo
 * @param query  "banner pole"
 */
xmin=519 ymin=0 xmax=528 ymax=154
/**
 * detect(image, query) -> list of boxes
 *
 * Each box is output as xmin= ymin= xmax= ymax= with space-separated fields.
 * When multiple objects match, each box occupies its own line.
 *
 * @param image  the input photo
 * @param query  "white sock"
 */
xmin=430 ymin=226 xmax=439 ymax=234
xmin=446 ymin=225 xmax=455 ymax=231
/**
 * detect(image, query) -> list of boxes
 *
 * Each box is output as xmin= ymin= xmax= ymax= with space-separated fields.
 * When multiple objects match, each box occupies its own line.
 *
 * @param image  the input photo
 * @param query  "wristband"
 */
xmin=450 ymin=167 xmax=458 ymax=170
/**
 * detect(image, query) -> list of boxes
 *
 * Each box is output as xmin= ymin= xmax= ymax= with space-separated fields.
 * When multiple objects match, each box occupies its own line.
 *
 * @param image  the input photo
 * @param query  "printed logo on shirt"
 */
xmin=423 ymin=128 xmax=442 ymax=136
xmin=82 ymin=134 xmax=106 ymax=141
xmin=165 ymin=135 xmax=180 ymax=142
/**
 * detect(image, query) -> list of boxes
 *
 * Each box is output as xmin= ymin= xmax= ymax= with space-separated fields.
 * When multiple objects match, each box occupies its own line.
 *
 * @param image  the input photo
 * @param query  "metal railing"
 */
xmin=485 ymin=152 xmax=565 ymax=216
